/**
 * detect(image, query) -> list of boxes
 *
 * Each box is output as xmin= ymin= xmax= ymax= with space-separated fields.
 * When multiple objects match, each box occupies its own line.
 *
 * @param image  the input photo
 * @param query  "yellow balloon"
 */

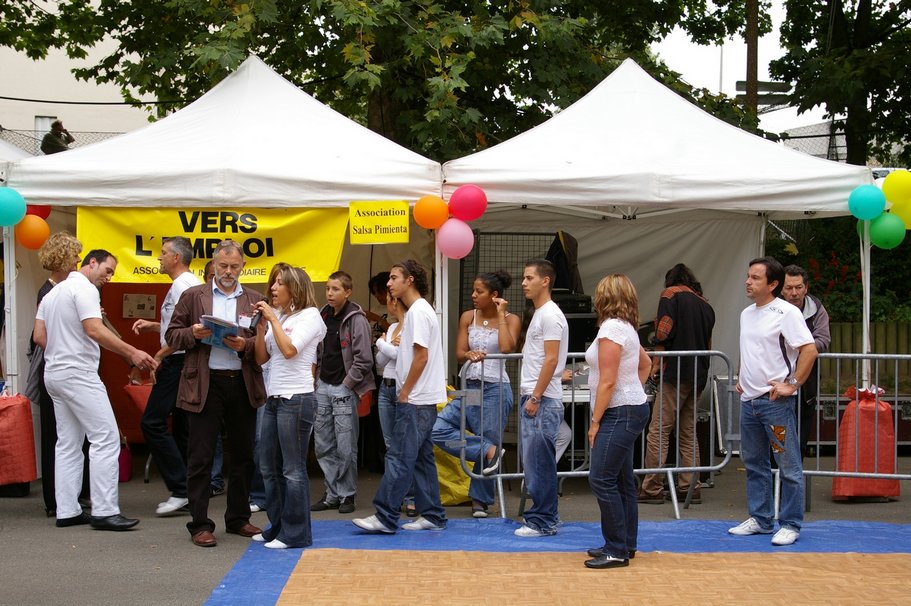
xmin=882 ymin=169 xmax=911 ymax=204
xmin=890 ymin=198 xmax=911 ymax=229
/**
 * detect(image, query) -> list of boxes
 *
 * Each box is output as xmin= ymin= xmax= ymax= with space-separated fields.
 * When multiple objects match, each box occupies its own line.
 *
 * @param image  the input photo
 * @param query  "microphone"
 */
xmin=250 ymin=297 xmax=269 ymax=332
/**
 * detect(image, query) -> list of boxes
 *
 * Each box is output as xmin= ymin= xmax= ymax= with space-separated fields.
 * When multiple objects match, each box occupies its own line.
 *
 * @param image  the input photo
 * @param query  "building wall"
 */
xmin=0 ymin=42 xmax=151 ymax=137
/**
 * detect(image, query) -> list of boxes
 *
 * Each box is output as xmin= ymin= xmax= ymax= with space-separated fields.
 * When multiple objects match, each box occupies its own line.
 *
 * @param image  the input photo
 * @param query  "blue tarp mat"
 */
xmin=207 ymin=519 xmax=911 ymax=605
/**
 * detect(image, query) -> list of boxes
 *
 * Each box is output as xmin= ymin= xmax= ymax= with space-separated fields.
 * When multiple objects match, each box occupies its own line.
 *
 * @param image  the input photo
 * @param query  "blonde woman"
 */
xmin=584 ymin=274 xmax=651 ymax=569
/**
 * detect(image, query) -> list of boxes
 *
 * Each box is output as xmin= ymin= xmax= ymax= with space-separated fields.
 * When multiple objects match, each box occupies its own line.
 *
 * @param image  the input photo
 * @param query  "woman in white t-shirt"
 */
xmin=584 ymin=274 xmax=651 ymax=570
xmin=431 ymin=270 xmax=520 ymax=517
xmin=252 ymin=266 xmax=326 ymax=549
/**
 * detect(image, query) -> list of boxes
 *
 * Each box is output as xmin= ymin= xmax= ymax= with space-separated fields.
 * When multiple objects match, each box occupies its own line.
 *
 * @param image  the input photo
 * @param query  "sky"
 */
xmin=650 ymin=1 xmax=829 ymax=134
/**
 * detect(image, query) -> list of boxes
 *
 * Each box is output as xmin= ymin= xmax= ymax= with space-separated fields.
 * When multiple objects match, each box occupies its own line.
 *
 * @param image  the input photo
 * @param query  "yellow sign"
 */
xmin=76 ymin=207 xmax=350 ymax=283
xmin=348 ymin=201 xmax=410 ymax=245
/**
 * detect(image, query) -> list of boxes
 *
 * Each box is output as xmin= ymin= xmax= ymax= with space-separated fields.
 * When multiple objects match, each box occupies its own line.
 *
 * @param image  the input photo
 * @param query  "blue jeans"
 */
xmin=378 ymin=380 xmax=414 ymax=502
xmin=248 ymin=406 xmax=266 ymax=507
xmin=519 ymin=396 xmax=563 ymax=534
xmin=432 ymin=380 xmax=513 ymax=505
xmin=589 ymin=403 xmax=650 ymax=559
xmin=314 ymin=382 xmax=359 ymax=501
xmin=740 ymin=396 xmax=804 ymax=531
xmin=259 ymin=393 xmax=316 ymax=547
xmin=373 ymin=403 xmax=447 ymax=531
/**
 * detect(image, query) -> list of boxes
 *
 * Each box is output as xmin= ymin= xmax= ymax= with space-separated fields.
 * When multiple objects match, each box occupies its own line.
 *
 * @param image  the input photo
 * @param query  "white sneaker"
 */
xmin=514 ymin=525 xmax=545 ymax=538
xmin=482 ymin=448 xmax=505 ymax=475
xmin=264 ymin=539 xmax=290 ymax=549
xmin=251 ymin=533 xmax=266 ymax=542
xmin=249 ymin=503 xmax=262 ymax=513
xmin=155 ymin=496 xmax=189 ymax=516
xmin=771 ymin=527 xmax=800 ymax=546
xmin=728 ymin=517 xmax=774 ymax=536
xmin=352 ymin=515 xmax=395 ymax=534
xmin=402 ymin=516 xmax=445 ymax=531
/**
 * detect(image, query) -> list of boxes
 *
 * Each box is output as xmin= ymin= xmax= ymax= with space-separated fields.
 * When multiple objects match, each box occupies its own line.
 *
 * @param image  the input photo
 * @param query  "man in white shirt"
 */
xmin=131 ymin=237 xmax=202 ymax=516
xmin=515 ymin=259 xmax=568 ymax=537
xmin=34 ymin=242 xmax=158 ymax=531
xmin=353 ymin=260 xmax=448 ymax=533
xmin=729 ymin=256 xmax=817 ymax=547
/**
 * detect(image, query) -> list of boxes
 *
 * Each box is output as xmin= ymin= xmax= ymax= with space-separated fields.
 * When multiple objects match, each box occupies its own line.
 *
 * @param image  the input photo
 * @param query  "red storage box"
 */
xmin=0 ymin=395 xmax=39 ymax=486
xmin=832 ymin=386 xmax=901 ymax=500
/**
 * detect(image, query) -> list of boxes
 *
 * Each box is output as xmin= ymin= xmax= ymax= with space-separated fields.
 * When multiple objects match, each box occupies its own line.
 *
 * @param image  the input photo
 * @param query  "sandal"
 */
xmin=471 ymin=500 xmax=489 ymax=518
xmin=404 ymin=499 xmax=418 ymax=518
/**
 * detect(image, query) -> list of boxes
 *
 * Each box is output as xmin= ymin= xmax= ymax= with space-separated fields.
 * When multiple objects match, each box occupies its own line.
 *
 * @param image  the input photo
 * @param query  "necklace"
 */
xmin=482 ymin=319 xmax=489 ymax=326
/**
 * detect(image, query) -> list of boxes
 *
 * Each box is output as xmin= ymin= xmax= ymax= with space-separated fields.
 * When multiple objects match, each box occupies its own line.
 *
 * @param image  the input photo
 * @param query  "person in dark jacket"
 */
xmin=638 ymin=264 xmax=715 ymax=505
xmin=311 ymin=271 xmax=374 ymax=514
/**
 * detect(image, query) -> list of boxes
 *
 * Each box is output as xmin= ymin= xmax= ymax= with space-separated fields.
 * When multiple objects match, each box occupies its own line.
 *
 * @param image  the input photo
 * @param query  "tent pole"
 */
xmin=861 ymin=220 xmax=871 ymax=387
xmin=2 ymin=223 xmax=19 ymax=393
xmin=435 ymin=243 xmax=448 ymax=380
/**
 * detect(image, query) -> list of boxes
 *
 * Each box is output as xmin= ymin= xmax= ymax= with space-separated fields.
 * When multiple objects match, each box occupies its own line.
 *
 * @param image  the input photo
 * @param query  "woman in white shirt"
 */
xmin=584 ymin=274 xmax=651 ymax=569
xmin=432 ymin=270 xmax=520 ymax=517
xmin=252 ymin=266 xmax=326 ymax=549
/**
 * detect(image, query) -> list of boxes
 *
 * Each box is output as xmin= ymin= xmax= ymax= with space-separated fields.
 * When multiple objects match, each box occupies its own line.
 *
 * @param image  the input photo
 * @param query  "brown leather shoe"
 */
xmin=192 ymin=530 xmax=217 ymax=547
xmin=226 ymin=522 xmax=262 ymax=538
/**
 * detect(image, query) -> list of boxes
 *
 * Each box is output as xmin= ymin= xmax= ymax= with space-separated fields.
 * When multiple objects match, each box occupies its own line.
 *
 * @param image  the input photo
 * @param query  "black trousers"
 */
xmin=184 ymin=374 xmax=256 ymax=535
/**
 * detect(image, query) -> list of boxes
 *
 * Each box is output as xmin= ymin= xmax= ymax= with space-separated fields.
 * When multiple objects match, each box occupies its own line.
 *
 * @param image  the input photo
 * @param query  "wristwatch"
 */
xmin=529 ymin=395 xmax=540 ymax=405
xmin=786 ymin=377 xmax=799 ymax=387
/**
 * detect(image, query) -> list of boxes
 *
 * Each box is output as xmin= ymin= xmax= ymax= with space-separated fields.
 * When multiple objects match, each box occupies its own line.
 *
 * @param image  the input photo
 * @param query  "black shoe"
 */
xmin=587 ymin=547 xmax=636 ymax=559
xmin=90 ymin=514 xmax=140 ymax=531
xmin=338 ymin=496 xmax=355 ymax=514
xmin=56 ymin=512 xmax=91 ymax=528
xmin=311 ymin=494 xmax=339 ymax=512
xmin=584 ymin=555 xmax=630 ymax=569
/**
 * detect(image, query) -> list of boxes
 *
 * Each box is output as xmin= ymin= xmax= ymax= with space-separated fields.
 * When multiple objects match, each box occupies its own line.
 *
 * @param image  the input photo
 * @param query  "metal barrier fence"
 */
xmin=0 ymin=128 xmax=122 ymax=155
xmin=803 ymin=352 xmax=911 ymax=510
xmin=443 ymin=350 xmax=738 ymax=520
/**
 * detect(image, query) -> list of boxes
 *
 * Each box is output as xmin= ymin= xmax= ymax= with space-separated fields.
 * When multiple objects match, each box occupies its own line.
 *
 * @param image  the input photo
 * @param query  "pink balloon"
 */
xmin=448 ymin=184 xmax=487 ymax=222
xmin=436 ymin=218 xmax=474 ymax=259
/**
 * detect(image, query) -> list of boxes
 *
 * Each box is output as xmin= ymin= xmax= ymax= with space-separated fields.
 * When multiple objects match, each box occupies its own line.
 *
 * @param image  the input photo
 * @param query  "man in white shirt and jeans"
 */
xmin=515 ymin=259 xmax=568 ymax=537
xmin=353 ymin=260 xmax=448 ymax=533
xmin=729 ymin=256 xmax=817 ymax=546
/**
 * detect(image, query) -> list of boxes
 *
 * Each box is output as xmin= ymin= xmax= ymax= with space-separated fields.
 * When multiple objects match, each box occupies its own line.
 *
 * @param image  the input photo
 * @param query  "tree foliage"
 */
xmin=6 ymin=1 xmax=767 ymax=160
xmin=771 ymin=1 xmax=911 ymax=166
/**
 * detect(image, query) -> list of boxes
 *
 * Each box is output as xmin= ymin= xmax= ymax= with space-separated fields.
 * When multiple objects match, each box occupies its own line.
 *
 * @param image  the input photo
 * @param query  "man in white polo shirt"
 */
xmin=353 ymin=259 xmax=447 ymax=533
xmin=34 ymin=241 xmax=158 ymax=531
xmin=729 ymin=256 xmax=817 ymax=547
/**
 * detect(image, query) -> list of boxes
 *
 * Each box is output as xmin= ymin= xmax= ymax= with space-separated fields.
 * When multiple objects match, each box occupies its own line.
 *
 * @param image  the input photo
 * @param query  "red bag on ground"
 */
xmin=0 ymin=394 xmax=39 ymax=486
xmin=832 ymin=386 xmax=900 ymax=500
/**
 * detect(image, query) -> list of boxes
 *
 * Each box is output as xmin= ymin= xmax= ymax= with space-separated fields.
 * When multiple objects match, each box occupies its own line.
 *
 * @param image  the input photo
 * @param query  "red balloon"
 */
xmin=448 ymin=184 xmax=487 ymax=222
xmin=15 ymin=214 xmax=51 ymax=250
xmin=26 ymin=204 xmax=52 ymax=219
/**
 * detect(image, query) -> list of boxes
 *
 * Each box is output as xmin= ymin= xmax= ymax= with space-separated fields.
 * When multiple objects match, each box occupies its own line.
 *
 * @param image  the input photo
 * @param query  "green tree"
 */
xmin=771 ymin=1 xmax=911 ymax=166
xmin=5 ymin=1 xmax=766 ymax=160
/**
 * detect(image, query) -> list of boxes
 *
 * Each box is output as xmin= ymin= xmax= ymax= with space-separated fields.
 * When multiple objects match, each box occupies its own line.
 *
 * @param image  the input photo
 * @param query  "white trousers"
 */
xmin=45 ymin=370 xmax=121 ymax=519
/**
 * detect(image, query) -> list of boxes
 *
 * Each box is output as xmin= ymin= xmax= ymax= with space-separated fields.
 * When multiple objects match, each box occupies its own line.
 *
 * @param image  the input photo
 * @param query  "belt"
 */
xmin=210 ymin=369 xmax=242 ymax=378
xmin=382 ymin=378 xmax=396 ymax=387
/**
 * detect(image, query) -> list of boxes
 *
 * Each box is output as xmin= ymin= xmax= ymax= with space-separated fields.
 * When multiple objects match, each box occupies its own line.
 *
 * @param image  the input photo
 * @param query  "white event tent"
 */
xmin=443 ymin=59 xmax=871 ymax=363
xmin=1 ymin=56 xmax=443 ymax=392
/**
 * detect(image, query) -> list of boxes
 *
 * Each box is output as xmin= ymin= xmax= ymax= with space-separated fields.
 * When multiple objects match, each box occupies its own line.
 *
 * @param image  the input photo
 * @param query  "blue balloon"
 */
xmin=848 ymin=184 xmax=886 ymax=221
xmin=0 ymin=187 xmax=28 ymax=227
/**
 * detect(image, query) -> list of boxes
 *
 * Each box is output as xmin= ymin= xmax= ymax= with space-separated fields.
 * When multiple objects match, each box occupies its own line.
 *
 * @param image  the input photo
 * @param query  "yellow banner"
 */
xmin=76 ymin=207 xmax=350 ymax=283
xmin=348 ymin=200 xmax=410 ymax=244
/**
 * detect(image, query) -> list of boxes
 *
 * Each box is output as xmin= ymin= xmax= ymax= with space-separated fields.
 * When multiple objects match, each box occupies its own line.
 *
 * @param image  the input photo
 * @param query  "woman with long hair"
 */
xmin=252 ymin=265 xmax=326 ymax=549
xmin=584 ymin=274 xmax=651 ymax=569
xmin=431 ymin=270 xmax=520 ymax=517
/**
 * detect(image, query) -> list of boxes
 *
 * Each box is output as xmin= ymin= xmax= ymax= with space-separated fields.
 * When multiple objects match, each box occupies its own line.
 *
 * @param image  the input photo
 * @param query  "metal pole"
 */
xmin=2 ymin=222 xmax=19 ymax=393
